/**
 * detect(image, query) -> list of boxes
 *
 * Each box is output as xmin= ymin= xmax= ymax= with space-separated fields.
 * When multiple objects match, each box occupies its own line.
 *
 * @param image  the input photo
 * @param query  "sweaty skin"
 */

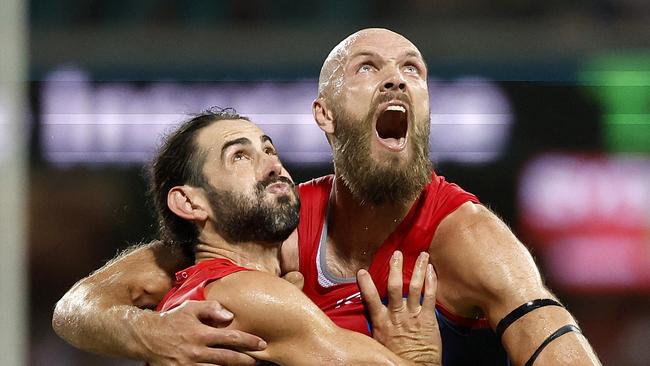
xmin=199 ymin=252 xmax=439 ymax=366
xmin=161 ymin=118 xmax=440 ymax=365
xmin=53 ymin=28 xmax=601 ymax=366
xmin=311 ymin=28 xmax=600 ymax=366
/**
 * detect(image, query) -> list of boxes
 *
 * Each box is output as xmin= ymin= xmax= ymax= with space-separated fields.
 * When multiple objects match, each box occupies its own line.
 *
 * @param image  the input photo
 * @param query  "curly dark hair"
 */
xmin=148 ymin=107 xmax=249 ymax=256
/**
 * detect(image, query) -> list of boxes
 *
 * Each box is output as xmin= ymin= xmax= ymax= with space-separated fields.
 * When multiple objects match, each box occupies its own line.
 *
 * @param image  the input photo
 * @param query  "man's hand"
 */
xmin=357 ymin=251 xmax=441 ymax=366
xmin=138 ymin=300 xmax=267 ymax=366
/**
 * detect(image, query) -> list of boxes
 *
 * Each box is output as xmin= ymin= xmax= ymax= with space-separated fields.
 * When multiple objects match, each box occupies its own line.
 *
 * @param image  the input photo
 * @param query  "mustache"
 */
xmin=372 ymin=91 xmax=412 ymax=108
xmin=257 ymin=176 xmax=295 ymax=190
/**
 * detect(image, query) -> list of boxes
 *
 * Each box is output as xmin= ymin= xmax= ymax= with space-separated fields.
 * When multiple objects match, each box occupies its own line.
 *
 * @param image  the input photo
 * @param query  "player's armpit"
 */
xmin=206 ymin=270 xmax=421 ymax=366
xmin=430 ymin=202 xmax=601 ymax=365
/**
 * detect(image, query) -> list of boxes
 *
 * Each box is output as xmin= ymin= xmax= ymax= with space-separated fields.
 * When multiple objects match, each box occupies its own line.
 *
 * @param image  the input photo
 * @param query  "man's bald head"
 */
xmin=317 ymin=28 xmax=423 ymax=98
xmin=313 ymin=28 xmax=432 ymax=206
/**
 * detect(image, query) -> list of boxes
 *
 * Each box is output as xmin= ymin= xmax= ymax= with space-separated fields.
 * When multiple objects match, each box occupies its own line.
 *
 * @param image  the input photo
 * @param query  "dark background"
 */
xmin=27 ymin=1 xmax=650 ymax=365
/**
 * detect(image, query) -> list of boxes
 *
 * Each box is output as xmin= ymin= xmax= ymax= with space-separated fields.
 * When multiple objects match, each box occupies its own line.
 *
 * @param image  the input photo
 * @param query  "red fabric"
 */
xmin=156 ymin=258 xmax=251 ymax=312
xmin=297 ymin=172 xmax=487 ymax=334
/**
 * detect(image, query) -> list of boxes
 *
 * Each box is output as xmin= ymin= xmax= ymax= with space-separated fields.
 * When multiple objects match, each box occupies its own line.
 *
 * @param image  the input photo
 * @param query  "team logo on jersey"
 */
xmin=334 ymin=291 xmax=362 ymax=309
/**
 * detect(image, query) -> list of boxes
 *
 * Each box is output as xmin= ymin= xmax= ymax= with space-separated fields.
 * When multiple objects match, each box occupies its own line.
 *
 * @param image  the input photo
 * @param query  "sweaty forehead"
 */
xmin=319 ymin=29 xmax=423 ymax=95
xmin=353 ymin=33 xmax=418 ymax=55
xmin=336 ymin=30 xmax=421 ymax=63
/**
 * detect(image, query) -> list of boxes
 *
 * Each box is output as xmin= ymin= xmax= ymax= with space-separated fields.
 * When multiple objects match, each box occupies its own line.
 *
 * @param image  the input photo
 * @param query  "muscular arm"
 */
xmin=208 ymin=270 xmax=422 ymax=366
xmin=52 ymin=241 xmax=186 ymax=357
xmin=52 ymin=241 xmax=266 ymax=365
xmin=430 ymin=203 xmax=600 ymax=366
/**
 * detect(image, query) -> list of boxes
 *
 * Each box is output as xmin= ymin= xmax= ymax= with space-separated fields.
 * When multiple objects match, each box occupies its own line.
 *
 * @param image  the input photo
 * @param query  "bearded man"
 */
xmin=53 ymin=29 xmax=601 ymax=366
xmin=133 ymin=109 xmax=440 ymax=365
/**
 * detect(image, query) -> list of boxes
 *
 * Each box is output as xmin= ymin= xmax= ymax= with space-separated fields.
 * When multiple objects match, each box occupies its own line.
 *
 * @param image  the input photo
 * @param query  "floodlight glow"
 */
xmin=40 ymin=68 xmax=513 ymax=166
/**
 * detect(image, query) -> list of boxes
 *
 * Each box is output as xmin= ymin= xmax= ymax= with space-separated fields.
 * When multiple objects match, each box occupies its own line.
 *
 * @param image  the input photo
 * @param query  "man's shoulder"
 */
xmin=205 ymin=270 xmax=323 ymax=338
xmin=207 ymin=270 xmax=306 ymax=307
xmin=413 ymin=173 xmax=480 ymax=240
xmin=432 ymin=202 xmax=512 ymax=256
xmin=424 ymin=172 xmax=479 ymax=202
xmin=437 ymin=201 xmax=489 ymax=229
xmin=296 ymin=174 xmax=332 ymax=217
xmin=298 ymin=174 xmax=334 ymax=191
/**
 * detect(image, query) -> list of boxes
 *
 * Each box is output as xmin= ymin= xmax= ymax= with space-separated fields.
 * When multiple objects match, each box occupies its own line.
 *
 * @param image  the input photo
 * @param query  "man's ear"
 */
xmin=167 ymin=186 xmax=209 ymax=221
xmin=313 ymin=97 xmax=336 ymax=135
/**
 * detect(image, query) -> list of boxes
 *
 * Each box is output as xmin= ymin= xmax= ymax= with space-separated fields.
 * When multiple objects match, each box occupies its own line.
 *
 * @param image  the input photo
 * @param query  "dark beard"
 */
xmin=204 ymin=176 xmax=300 ymax=243
xmin=331 ymin=94 xmax=432 ymax=206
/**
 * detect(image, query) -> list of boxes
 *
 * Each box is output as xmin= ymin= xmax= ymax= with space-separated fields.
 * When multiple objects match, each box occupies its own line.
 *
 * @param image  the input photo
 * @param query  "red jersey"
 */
xmin=297 ymin=173 xmax=486 ymax=335
xmin=154 ymin=173 xmax=508 ymax=365
xmin=156 ymin=258 xmax=251 ymax=312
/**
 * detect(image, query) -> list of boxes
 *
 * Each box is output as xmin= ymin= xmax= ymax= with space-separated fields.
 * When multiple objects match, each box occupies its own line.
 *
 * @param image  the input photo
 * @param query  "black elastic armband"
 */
xmin=524 ymin=324 xmax=582 ymax=366
xmin=495 ymin=298 xmax=563 ymax=342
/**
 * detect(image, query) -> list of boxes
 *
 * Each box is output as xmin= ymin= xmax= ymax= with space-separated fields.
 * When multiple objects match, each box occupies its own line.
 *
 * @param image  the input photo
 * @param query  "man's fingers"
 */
xmin=357 ymin=269 xmax=385 ymax=322
xmin=200 ymin=327 xmax=267 ymax=352
xmin=387 ymin=250 xmax=404 ymax=312
xmin=195 ymin=347 xmax=259 ymax=366
xmin=182 ymin=300 xmax=236 ymax=328
xmin=179 ymin=300 xmax=268 ymax=352
xmin=407 ymin=252 xmax=429 ymax=312
xmin=421 ymin=263 xmax=438 ymax=316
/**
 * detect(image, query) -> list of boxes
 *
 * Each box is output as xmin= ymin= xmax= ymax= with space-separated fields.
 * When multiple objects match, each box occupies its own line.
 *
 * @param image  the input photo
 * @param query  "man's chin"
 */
xmin=369 ymin=150 xmax=412 ymax=169
xmin=263 ymin=192 xmax=297 ymax=206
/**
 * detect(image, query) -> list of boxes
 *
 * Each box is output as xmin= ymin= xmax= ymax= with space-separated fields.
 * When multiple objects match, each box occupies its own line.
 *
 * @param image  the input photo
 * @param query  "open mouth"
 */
xmin=375 ymin=104 xmax=408 ymax=151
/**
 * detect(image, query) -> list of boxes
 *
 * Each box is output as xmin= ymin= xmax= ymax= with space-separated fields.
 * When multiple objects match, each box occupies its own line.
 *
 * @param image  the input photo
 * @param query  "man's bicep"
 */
xmin=432 ymin=203 xmax=597 ymax=365
xmin=206 ymin=272 xmax=412 ymax=366
xmin=207 ymin=271 xmax=334 ymax=337
xmin=431 ymin=203 xmax=550 ymax=319
xmin=205 ymin=272 xmax=341 ymax=364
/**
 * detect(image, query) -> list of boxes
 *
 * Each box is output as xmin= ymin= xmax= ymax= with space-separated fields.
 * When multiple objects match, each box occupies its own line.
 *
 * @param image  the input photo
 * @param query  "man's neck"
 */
xmin=327 ymin=174 xmax=418 ymax=259
xmin=194 ymin=232 xmax=282 ymax=276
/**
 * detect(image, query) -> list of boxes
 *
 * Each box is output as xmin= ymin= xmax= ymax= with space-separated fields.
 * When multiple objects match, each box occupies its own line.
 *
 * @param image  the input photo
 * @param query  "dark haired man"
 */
xmin=142 ymin=109 xmax=441 ymax=365
xmin=54 ymin=29 xmax=601 ymax=366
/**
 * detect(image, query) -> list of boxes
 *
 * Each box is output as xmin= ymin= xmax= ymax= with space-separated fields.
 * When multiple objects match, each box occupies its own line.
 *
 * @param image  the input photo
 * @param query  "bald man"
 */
xmin=53 ymin=29 xmax=601 ymax=366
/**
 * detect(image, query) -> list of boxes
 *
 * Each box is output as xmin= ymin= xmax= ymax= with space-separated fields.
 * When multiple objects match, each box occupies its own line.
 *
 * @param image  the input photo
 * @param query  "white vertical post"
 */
xmin=0 ymin=0 xmax=27 ymax=364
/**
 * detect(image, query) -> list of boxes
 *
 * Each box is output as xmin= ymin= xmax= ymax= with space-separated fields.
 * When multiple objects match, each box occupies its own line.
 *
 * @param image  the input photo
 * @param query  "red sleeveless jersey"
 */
xmin=156 ymin=258 xmax=251 ymax=312
xmin=147 ymin=260 xmax=252 ymax=366
xmin=297 ymin=173 xmax=485 ymax=335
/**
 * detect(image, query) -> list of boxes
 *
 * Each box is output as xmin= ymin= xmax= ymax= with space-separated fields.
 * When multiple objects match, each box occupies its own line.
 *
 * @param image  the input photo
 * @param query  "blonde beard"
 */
xmin=331 ymin=108 xmax=432 ymax=206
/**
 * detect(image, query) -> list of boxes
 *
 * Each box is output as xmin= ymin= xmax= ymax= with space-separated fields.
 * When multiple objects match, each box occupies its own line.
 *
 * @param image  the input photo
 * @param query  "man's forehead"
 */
xmin=197 ymin=119 xmax=263 ymax=149
xmin=335 ymin=29 xmax=421 ymax=62
xmin=318 ymin=28 xmax=423 ymax=95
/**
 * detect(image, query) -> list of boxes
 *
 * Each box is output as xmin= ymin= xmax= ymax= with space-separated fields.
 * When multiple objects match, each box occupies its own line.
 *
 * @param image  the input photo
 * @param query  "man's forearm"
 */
xmin=499 ymin=306 xmax=601 ymax=366
xmin=52 ymin=283 xmax=156 ymax=359
xmin=52 ymin=241 xmax=182 ymax=358
xmin=339 ymin=330 xmax=436 ymax=366
xmin=52 ymin=242 xmax=269 ymax=365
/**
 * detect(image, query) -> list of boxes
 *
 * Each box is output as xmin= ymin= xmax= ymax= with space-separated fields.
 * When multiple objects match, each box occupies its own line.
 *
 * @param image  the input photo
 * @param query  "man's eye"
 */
xmin=265 ymin=147 xmax=277 ymax=155
xmin=404 ymin=65 xmax=418 ymax=74
xmin=233 ymin=152 xmax=248 ymax=161
xmin=358 ymin=64 xmax=374 ymax=73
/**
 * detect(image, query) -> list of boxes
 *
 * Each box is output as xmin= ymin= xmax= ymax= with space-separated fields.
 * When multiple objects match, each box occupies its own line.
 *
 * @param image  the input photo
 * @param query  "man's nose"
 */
xmin=260 ymin=154 xmax=283 ymax=180
xmin=381 ymin=70 xmax=407 ymax=92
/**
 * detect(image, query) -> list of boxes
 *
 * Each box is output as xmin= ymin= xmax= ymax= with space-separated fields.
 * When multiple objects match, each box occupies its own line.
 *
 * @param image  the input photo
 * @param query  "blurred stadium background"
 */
xmin=2 ymin=0 xmax=649 ymax=364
